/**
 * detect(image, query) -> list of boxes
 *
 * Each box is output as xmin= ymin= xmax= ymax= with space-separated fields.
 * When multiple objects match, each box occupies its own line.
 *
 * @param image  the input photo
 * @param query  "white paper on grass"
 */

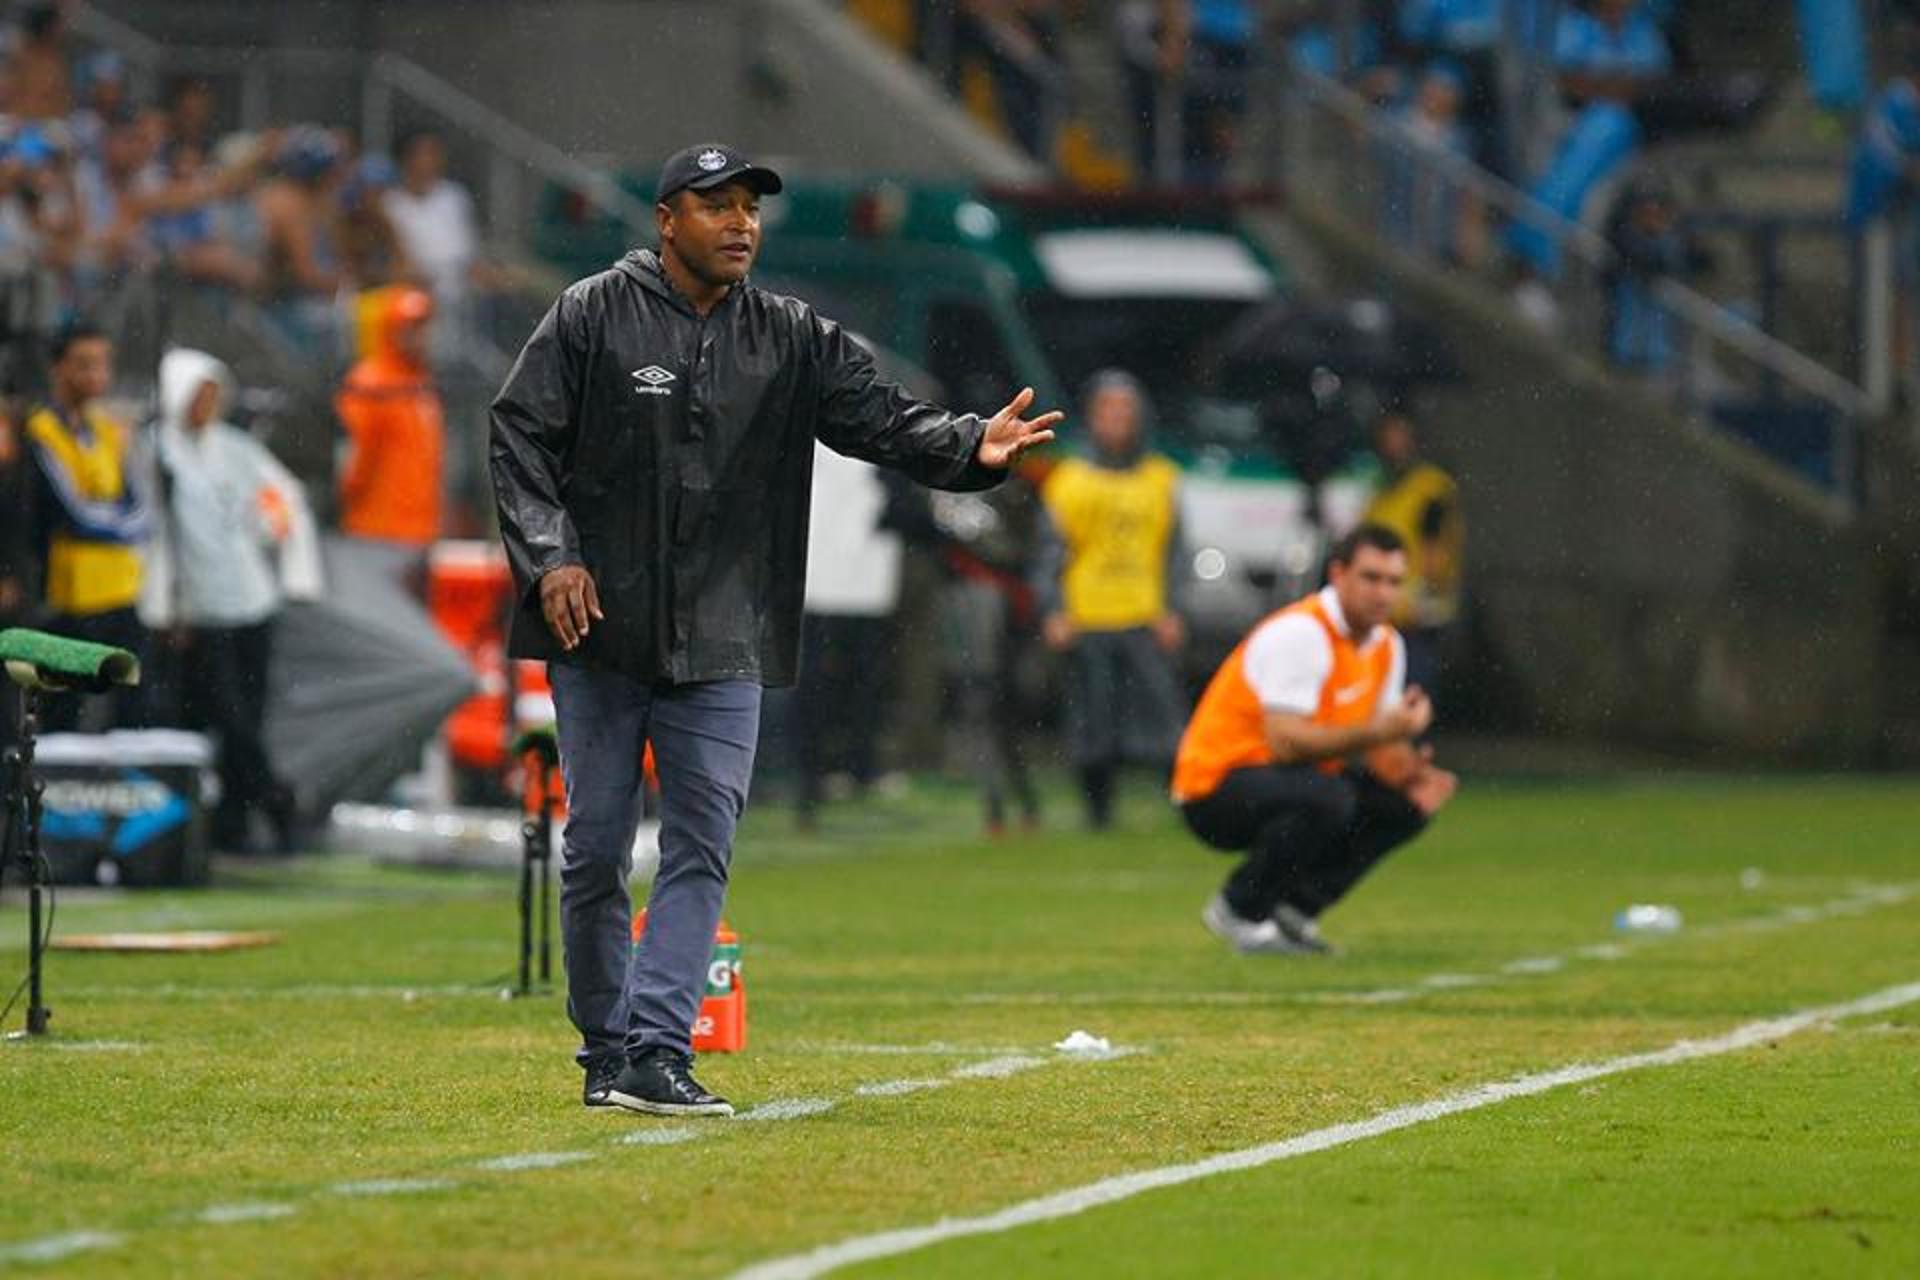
xmin=1053 ymin=1030 xmax=1112 ymax=1056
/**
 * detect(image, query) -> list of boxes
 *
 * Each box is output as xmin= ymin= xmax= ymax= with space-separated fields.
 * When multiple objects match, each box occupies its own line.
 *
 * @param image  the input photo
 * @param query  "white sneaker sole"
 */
xmin=606 ymin=1089 xmax=734 ymax=1118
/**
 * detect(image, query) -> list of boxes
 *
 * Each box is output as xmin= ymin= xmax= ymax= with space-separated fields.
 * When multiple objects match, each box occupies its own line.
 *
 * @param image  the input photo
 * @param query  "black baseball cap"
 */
xmin=654 ymin=142 xmax=784 ymax=204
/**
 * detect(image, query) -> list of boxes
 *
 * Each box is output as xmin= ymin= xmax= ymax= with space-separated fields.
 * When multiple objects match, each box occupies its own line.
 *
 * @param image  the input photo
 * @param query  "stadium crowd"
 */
xmin=0 ymin=1 xmax=495 ymax=370
xmin=905 ymin=1 xmax=1913 ymax=382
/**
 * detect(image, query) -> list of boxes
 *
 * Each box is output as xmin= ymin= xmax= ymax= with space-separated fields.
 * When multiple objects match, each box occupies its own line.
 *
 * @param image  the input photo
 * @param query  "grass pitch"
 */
xmin=2 ymin=773 xmax=1917 ymax=1277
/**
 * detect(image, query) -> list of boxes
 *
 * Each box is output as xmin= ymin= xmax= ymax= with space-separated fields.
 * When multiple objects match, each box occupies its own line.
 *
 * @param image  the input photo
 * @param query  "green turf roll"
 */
xmin=0 ymin=626 xmax=141 ymax=691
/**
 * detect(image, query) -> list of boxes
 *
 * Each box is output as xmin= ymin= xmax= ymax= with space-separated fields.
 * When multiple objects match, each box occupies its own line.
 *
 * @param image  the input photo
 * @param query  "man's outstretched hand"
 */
xmin=540 ymin=564 xmax=603 ymax=651
xmin=977 ymin=387 xmax=1062 ymax=469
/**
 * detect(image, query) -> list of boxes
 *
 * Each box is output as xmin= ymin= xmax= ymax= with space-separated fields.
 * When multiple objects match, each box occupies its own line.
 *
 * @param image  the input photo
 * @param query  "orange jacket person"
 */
xmin=336 ymin=286 xmax=444 ymax=546
xmin=1171 ymin=523 xmax=1456 ymax=954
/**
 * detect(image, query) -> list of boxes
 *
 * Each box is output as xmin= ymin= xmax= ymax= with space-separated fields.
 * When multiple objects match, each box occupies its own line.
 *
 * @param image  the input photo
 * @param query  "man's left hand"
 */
xmin=1151 ymin=612 xmax=1185 ymax=653
xmin=1405 ymin=748 xmax=1457 ymax=817
xmin=977 ymin=387 xmax=1061 ymax=469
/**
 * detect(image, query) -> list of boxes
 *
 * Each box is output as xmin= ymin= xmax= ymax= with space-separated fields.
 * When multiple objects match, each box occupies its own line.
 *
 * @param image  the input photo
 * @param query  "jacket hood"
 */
xmin=157 ymin=348 xmax=234 ymax=433
xmin=615 ymin=249 xmax=673 ymax=296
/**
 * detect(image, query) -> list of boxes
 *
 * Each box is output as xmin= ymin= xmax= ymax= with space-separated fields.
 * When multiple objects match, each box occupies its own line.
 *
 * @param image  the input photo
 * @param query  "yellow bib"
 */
xmin=1363 ymin=462 xmax=1462 ymax=628
xmin=1042 ymin=454 xmax=1179 ymax=630
xmin=26 ymin=404 xmax=143 ymax=616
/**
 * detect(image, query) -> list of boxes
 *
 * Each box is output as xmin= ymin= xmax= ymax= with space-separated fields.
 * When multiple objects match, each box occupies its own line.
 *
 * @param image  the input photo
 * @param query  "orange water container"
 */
xmin=631 ymin=912 xmax=746 ymax=1053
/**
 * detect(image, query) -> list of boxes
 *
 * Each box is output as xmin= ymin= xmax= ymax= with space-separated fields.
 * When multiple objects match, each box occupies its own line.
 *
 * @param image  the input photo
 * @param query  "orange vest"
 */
xmin=1170 ymin=590 xmax=1399 ymax=802
xmin=335 ymin=354 xmax=444 ymax=547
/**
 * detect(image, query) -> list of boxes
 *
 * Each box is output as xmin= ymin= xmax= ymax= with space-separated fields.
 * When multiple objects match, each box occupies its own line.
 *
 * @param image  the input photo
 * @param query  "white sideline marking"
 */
xmin=615 ymin=1126 xmax=705 ymax=1146
xmin=475 ymin=1151 xmax=594 ymax=1172
xmin=736 ymin=1098 xmax=837 ymax=1122
xmin=0 ymin=1231 xmax=124 ymax=1264
xmin=854 ymin=1078 xmax=946 ymax=1098
xmin=1501 ymin=956 xmax=1564 ymax=975
xmin=728 ymin=979 xmax=1920 ymax=1280
xmin=328 ymin=1178 xmax=456 ymax=1197
xmin=197 ymin=1203 xmax=298 ymax=1225
xmin=948 ymin=1055 xmax=1045 ymax=1080
xmin=6 ymin=1039 xmax=147 ymax=1053
xmin=795 ymin=1042 xmax=1029 ymax=1057
xmin=1418 ymin=973 xmax=1482 ymax=990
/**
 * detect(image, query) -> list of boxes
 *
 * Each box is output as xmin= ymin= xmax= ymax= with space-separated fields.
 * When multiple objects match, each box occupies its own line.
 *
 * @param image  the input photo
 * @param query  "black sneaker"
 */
xmin=607 ymin=1049 xmax=734 ymax=1117
xmin=583 ymin=1056 xmax=624 ymax=1108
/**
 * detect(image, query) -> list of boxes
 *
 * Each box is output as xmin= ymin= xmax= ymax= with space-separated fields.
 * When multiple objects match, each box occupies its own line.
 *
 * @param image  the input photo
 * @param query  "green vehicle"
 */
xmin=536 ymin=178 xmax=1383 ymax=661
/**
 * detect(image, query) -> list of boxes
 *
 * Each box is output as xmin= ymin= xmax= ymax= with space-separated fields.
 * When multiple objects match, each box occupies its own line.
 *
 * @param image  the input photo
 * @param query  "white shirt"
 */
xmin=1241 ymin=586 xmax=1405 ymax=713
xmin=803 ymin=443 xmax=903 ymax=617
xmin=383 ymin=180 xmax=478 ymax=302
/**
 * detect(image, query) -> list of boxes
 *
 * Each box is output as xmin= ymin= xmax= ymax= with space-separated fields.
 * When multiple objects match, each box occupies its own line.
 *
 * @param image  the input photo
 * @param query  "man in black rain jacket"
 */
xmin=491 ymin=143 xmax=1058 ymax=1117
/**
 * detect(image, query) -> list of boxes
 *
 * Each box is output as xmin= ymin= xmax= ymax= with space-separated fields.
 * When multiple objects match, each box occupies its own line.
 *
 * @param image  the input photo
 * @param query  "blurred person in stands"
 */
xmin=1120 ymin=0 xmax=1255 ymax=187
xmin=339 ymin=153 xmax=411 ymax=292
xmin=67 ymin=48 xmax=129 ymax=165
xmin=1383 ymin=61 xmax=1485 ymax=264
xmin=1846 ymin=60 xmax=1920 ymax=382
xmin=1602 ymin=173 xmax=1706 ymax=372
xmin=1 ymin=1 xmax=69 ymax=120
xmin=1360 ymin=407 xmax=1461 ymax=696
xmin=1037 ymin=369 xmax=1187 ymax=830
xmin=256 ymin=126 xmax=345 ymax=352
xmin=1555 ymin=0 xmax=1670 ymax=109
xmin=145 ymin=138 xmax=260 ymax=292
xmin=338 ymin=153 xmax=419 ymax=360
xmin=26 ymin=322 xmax=150 ymax=731
xmin=163 ymin=76 xmax=220 ymax=156
xmin=73 ymin=111 xmax=159 ymax=294
xmin=956 ymin=0 xmax=1067 ymax=161
xmin=336 ymin=285 xmax=443 ymax=557
xmin=1173 ymin=523 xmax=1455 ymax=954
xmin=0 ymin=122 xmax=80 ymax=282
xmin=383 ymin=131 xmax=480 ymax=319
xmin=144 ymin=348 xmax=303 ymax=853
xmin=1397 ymin=0 xmax=1501 ymax=155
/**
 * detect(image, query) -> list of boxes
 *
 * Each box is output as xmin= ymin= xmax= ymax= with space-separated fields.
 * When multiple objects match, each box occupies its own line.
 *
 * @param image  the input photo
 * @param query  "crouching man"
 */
xmin=1172 ymin=524 xmax=1457 ymax=953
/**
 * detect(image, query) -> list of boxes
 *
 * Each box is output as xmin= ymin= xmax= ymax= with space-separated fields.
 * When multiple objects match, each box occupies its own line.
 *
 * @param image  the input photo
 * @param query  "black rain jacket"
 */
xmin=489 ymin=249 xmax=1003 ymax=686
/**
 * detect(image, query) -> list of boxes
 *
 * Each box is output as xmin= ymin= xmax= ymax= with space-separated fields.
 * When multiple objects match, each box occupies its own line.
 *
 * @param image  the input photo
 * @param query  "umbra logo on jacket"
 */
xmin=631 ymin=365 xmax=677 ymax=395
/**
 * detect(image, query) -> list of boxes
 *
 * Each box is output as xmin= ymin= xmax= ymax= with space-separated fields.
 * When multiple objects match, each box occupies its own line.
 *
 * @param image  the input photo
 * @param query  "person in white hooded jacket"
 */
xmin=142 ymin=348 xmax=319 ymax=852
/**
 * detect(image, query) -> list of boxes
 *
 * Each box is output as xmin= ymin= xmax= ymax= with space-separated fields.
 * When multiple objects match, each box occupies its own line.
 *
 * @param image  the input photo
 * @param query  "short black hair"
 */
xmin=50 ymin=321 xmax=108 ymax=362
xmin=21 ymin=3 xmax=59 ymax=40
xmin=397 ymin=129 xmax=442 ymax=160
xmin=1328 ymin=522 xmax=1406 ymax=566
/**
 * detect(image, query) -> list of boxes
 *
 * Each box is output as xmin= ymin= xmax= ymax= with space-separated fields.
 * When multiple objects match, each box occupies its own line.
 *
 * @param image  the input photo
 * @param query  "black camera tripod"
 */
xmin=513 ymin=731 xmax=559 ymax=998
xmin=1 ymin=687 xmax=51 ymax=1036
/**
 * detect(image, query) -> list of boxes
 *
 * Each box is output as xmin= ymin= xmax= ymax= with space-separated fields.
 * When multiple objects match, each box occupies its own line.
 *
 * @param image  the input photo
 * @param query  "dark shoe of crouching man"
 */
xmin=1171 ymin=523 xmax=1458 ymax=955
xmin=490 ymin=142 xmax=1061 ymax=1116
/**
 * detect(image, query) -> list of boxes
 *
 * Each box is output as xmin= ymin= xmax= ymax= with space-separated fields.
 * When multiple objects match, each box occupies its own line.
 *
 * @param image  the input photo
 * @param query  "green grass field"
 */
xmin=2 ymin=773 xmax=1917 ymax=1277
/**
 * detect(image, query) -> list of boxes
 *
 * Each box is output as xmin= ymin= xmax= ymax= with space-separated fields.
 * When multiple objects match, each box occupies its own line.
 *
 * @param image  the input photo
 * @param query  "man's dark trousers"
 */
xmin=549 ymin=663 xmax=761 ymax=1067
xmin=1181 ymin=764 xmax=1426 ymax=920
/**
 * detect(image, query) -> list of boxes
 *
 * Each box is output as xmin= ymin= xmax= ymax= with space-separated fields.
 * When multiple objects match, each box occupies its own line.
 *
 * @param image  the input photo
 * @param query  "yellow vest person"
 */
xmin=1037 ymin=370 xmax=1188 ymax=830
xmin=26 ymin=325 xmax=150 ymax=731
xmin=1362 ymin=412 xmax=1462 ymax=631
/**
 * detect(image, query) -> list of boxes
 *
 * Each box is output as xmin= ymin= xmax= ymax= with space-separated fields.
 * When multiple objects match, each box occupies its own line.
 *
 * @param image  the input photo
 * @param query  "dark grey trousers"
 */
xmin=548 ymin=663 xmax=761 ymax=1065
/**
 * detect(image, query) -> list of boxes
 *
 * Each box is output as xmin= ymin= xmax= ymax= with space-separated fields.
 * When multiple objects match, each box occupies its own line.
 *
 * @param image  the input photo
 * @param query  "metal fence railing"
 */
xmin=1278 ymin=64 xmax=1872 ymax=513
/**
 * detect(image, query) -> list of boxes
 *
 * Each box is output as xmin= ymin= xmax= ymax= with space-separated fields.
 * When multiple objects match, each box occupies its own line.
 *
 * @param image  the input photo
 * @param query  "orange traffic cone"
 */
xmin=631 ymin=911 xmax=746 ymax=1053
